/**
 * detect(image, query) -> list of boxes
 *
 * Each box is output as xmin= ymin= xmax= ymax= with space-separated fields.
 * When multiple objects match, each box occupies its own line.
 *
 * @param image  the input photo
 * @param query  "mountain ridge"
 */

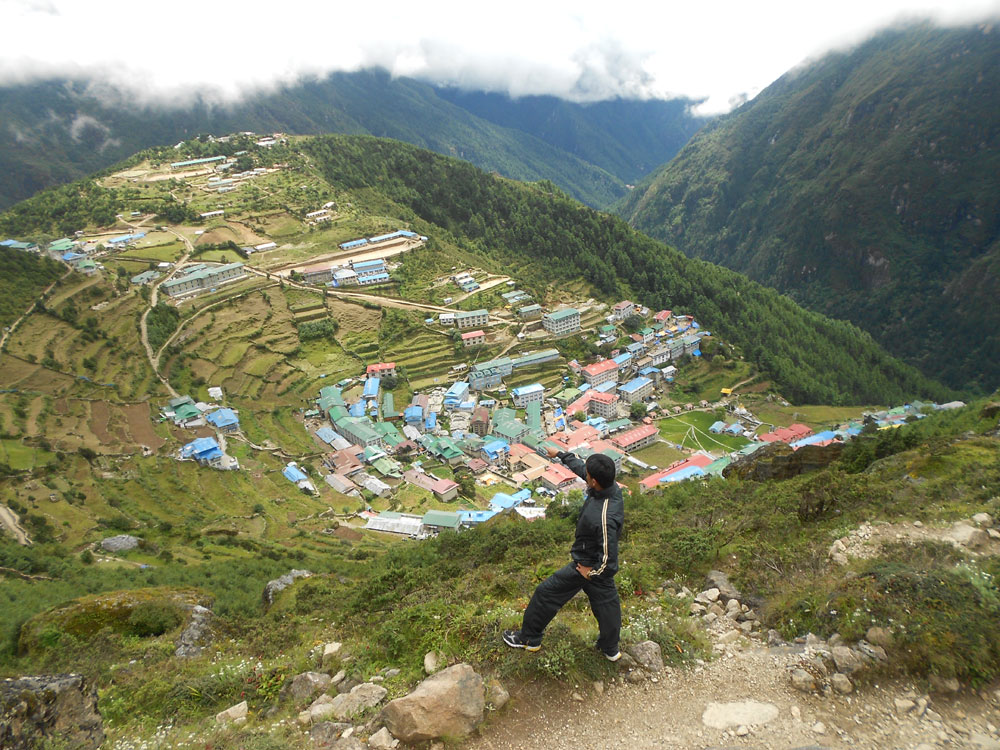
xmin=0 ymin=70 xmax=706 ymax=211
xmin=617 ymin=23 xmax=1000 ymax=393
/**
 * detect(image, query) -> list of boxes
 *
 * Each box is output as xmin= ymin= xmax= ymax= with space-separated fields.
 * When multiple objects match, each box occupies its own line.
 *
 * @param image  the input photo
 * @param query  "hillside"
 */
xmin=618 ymin=24 xmax=1000 ymax=394
xmin=0 ymin=71 xmax=705 ymax=212
xmin=302 ymin=134 xmax=947 ymax=405
xmin=0 ymin=133 xmax=996 ymax=750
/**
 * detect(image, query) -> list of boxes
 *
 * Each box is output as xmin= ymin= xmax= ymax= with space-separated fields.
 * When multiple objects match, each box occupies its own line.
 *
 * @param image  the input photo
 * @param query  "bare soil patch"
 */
xmin=88 ymin=400 xmax=114 ymax=446
xmin=123 ymin=403 xmax=165 ymax=450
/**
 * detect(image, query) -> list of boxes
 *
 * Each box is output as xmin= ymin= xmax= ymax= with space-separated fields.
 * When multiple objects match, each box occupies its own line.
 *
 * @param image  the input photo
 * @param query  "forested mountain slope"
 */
xmin=303 ymin=134 xmax=948 ymax=405
xmin=618 ymin=24 xmax=999 ymax=393
xmin=0 ymin=71 xmax=702 ymax=211
xmin=434 ymin=89 xmax=705 ymax=185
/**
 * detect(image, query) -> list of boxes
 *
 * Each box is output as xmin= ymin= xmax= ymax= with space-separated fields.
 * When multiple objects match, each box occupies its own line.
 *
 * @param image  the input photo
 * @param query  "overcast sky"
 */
xmin=3 ymin=0 xmax=998 ymax=114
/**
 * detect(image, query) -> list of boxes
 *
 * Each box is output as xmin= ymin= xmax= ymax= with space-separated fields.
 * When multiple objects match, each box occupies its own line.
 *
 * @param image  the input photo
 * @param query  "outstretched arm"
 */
xmin=545 ymin=446 xmax=587 ymax=481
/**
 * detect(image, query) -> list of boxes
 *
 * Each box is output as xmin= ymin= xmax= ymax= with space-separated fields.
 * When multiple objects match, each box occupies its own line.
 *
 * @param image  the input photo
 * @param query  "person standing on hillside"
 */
xmin=503 ymin=447 xmax=625 ymax=661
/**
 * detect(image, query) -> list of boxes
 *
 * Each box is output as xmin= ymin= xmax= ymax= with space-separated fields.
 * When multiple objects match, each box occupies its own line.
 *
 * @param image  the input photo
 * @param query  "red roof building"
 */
xmin=610 ymin=424 xmax=659 ymax=453
xmin=581 ymin=358 xmax=619 ymax=386
xmin=367 ymin=362 xmax=397 ymax=377
xmin=758 ymin=423 xmax=813 ymax=444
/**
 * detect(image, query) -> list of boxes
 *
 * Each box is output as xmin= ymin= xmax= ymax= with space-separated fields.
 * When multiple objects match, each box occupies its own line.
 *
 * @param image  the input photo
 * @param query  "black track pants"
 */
xmin=520 ymin=563 xmax=621 ymax=653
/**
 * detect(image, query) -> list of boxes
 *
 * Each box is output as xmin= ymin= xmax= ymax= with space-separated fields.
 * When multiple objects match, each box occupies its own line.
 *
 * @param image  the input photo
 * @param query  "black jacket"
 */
xmin=556 ymin=451 xmax=624 ymax=578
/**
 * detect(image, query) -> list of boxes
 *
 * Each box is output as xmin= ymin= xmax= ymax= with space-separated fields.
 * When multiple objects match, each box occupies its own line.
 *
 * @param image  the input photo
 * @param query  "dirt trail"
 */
xmin=466 ymin=521 xmax=1000 ymax=750
xmin=465 ymin=642 xmax=1000 ymax=750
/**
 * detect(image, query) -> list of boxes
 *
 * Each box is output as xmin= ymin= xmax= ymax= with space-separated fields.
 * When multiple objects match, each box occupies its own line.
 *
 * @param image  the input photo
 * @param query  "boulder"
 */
xmin=831 ymin=646 xmax=864 ymax=675
xmin=1 ymin=674 xmax=104 ymax=750
xmin=831 ymin=673 xmax=854 ymax=694
xmin=972 ymin=513 xmax=994 ymax=528
xmin=324 ymin=683 xmax=387 ymax=721
xmin=283 ymin=672 xmax=333 ymax=704
xmin=947 ymin=522 xmax=989 ymax=550
xmin=262 ymin=569 xmax=312 ymax=609
xmin=215 ymin=700 xmax=247 ymax=725
xmin=789 ymin=669 xmax=816 ymax=693
xmin=381 ymin=663 xmax=485 ymax=743
xmin=100 ymin=534 xmax=140 ymax=553
xmin=703 ymin=570 xmax=742 ymax=603
xmin=310 ymin=721 xmax=361 ymax=750
xmin=627 ymin=640 xmax=664 ymax=672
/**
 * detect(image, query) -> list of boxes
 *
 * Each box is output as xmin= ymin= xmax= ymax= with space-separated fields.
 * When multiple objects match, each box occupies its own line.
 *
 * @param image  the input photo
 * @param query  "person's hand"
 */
xmin=545 ymin=446 xmax=560 ymax=459
xmin=576 ymin=563 xmax=593 ymax=579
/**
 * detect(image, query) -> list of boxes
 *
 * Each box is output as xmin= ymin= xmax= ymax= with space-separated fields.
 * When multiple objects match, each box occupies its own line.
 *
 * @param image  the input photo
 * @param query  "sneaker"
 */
xmin=596 ymin=642 xmax=622 ymax=661
xmin=503 ymin=629 xmax=541 ymax=652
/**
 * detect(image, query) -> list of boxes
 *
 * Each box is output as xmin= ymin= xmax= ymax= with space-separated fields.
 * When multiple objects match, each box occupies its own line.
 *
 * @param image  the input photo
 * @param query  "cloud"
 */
xmin=1 ymin=0 xmax=998 ymax=112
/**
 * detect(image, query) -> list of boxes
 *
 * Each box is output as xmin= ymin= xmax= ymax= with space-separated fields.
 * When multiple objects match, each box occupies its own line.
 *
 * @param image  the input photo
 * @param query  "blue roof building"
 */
xmin=489 ymin=488 xmax=532 ymax=511
xmin=205 ymin=408 xmax=239 ymax=431
xmin=709 ymin=421 xmax=726 ymax=434
xmin=315 ymin=427 xmax=344 ymax=445
xmin=404 ymin=405 xmax=423 ymax=425
xmin=725 ymin=423 xmax=744 ymax=435
xmin=481 ymin=439 xmax=510 ymax=463
xmin=108 ymin=232 xmax=146 ymax=245
xmin=445 ymin=381 xmax=470 ymax=405
xmin=339 ymin=238 xmax=368 ymax=250
xmin=349 ymin=401 xmax=366 ymax=417
xmin=458 ymin=509 xmax=498 ymax=525
xmin=613 ymin=352 xmax=633 ymax=367
xmin=363 ymin=377 xmax=381 ymax=400
xmin=425 ymin=412 xmax=437 ymax=431
xmin=659 ymin=465 xmax=706 ymax=483
xmin=283 ymin=463 xmax=309 ymax=483
xmin=593 ymin=380 xmax=617 ymax=394
xmin=181 ymin=436 xmax=223 ymax=464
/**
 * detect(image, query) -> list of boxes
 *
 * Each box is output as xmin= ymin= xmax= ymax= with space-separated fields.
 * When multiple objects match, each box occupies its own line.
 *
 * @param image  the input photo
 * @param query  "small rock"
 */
xmin=331 ymin=670 xmax=346 ymax=685
xmin=322 ymin=642 xmax=343 ymax=668
xmin=284 ymin=672 xmax=333 ymax=704
xmin=704 ymin=570 xmax=742 ymax=603
xmin=695 ymin=587 xmax=721 ymax=604
xmin=690 ymin=602 xmax=707 ymax=615
xmin=831 ymin=551 xmax=849 ymax=566
xmin=805 ymin=633 xmax=826 ymax=649
xmin=972 ymin=512 xmax=994 ymax=527
xmin=856 ymin=641 xmax=888 ymax=661
xmin=216 ymin=700 xmax=248 ymax=725
xmin=767 ymin=629 xmax=784 ymax=646
xmin=827 ymin=632 xmax=843 ymax=647
xmin=790 ymin=669 xmax=816 ymax=692
xmin=926 ymin=709 xmax=943 ymax=722
xmin=916 ymin=696 xmax=928 ymax=716
xmin=736 ymin=725 xmax=749 ymax=736
xmin=929 ymin=674 xmax=961 ymax=694
xmin=310 ymin=721 xmax=352 ymax=748
xmin=738 ymin=621 xmax=753 ymax=634
xmin=989 ymin=529 xmax=1000 ymax=540
xmin=625 ymin=669 xmax=647 ymax=683
xmin=791 ymin=705 xmax=801 ymax=720
xmin=486 ymin=679 xmax=509 ymax=710
xmin=367 ymin=727 xmax=398 ymax=750
xmin=865 ymin=626 xmax=893 ymax=648
xmin=812 ymin=721 xmax=826 ymax=734
xmin=424 ymin=650 xmax=442 ymax=675
xmin=831 ymin=673 xmax=854 ymax=694
xmin=571 ymin=692 xmax=584 ymax=702
xmin=383 ymin=668 xmax=400 ymax=679
xmin=717 ymin=630 xmax=740 ymax=645
xmin=703 ymin=612 xmax=718 ymax=625
xmin=895 ymin=698 xmax=916 ymax=713
xmin=913 ymin=520 xmax=924 ymax=528
xmin=593 ymin=681 xmax=604 ymax=695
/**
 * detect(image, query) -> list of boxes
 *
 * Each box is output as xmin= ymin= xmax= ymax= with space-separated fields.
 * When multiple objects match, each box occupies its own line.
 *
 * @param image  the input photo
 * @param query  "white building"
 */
xmin=542 ymin=308 xmax=580 ymax=336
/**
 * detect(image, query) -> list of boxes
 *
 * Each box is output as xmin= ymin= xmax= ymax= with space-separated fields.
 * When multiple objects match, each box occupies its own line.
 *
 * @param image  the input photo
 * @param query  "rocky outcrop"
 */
xmin=300 ymin=683 xmax=387 ymax=725
xmin=0 ymin=674 xmax=104 ymax=750
xmin=262 ymin=569 xmax=312 ymax=609
xmin=723 ymin=441 xmax=843 ymax=481
xmin=381 ymin=663 xmax=485 ymax=743
xmin=175 ymin=604 xmax=215 ymax=659
xmin=100 ymin=535 xmax=140 ymax=553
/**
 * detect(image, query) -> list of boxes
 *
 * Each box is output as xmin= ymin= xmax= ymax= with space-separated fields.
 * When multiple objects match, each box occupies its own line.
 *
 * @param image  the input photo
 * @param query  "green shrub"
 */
xmin=126 ymin=601 xmax=184 ymax=637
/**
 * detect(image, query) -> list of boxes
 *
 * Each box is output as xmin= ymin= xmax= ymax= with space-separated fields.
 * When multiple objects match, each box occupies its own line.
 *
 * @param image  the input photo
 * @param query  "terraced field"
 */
xmin=383 ymin=330 xmax=460 ymax=390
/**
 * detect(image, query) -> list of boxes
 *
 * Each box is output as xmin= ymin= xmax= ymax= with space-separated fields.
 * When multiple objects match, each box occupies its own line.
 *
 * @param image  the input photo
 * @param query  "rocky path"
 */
xmin=465 ymin=641 xmax=1000 ymax=750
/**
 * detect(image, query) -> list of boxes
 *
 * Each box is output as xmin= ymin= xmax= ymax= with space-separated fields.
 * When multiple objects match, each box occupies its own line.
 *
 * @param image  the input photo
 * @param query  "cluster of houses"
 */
xmin=162 ymin=390 xmax=241 ymax=471
xmin=162 ymin=262 xmax=246 ymax=298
